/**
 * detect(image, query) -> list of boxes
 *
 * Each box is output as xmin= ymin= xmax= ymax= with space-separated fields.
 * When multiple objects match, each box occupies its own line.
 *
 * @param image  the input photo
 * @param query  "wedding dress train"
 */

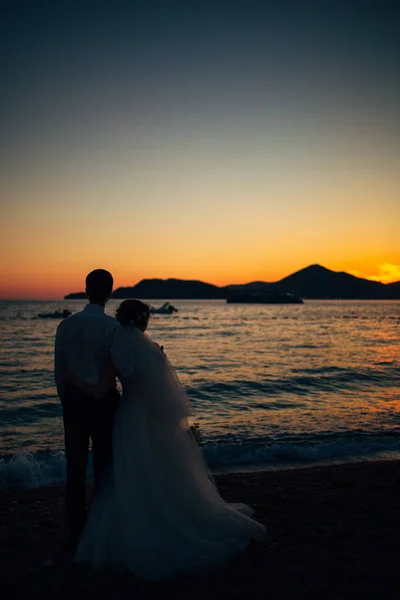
xmin=75 ymin=326 xmax=266 ymax=580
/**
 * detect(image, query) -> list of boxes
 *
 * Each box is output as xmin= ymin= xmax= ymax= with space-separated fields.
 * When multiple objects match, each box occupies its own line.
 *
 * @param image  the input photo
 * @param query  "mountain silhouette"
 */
xmin=386 ymin=280 xmax=400 ymax=292
xmin=113 ymin=278 xmax=224 ymax=299
xmin=64 ymin=264 xmax=400 ymax=300
xmin=273 ymin=264 xmax=393 ymax=299
xmin=222 ymin=281 xmax=274 ymax=294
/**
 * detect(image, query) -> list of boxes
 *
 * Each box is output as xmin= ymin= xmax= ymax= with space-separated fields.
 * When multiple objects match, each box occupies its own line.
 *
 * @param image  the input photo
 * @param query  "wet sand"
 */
xmin=1 ymin=460 xmax=399 ymax=599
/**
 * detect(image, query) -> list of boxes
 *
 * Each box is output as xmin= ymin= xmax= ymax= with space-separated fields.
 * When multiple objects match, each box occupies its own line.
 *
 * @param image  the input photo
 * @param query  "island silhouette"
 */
xmin=64 ymin=264 xmax=400 ymax=300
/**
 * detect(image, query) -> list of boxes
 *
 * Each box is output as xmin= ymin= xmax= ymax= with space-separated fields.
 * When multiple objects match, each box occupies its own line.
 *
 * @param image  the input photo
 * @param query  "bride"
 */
xmin=68 ymin=299 xmax=266 ymax=581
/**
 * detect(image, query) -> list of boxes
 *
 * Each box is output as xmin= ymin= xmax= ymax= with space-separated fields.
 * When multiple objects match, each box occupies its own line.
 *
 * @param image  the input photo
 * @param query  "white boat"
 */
xmin=150 ymin=302 xmax=178 ymax=314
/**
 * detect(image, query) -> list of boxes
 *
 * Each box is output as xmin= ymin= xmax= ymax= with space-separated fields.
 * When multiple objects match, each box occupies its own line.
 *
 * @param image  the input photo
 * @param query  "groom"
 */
xmin=54 ymin=269 xmax=120 ymax=549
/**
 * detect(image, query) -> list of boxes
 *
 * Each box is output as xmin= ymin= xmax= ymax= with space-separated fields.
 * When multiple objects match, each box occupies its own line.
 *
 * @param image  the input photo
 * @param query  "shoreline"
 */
xmin=2 ymin=449 xmax=400 ymax=492
xmin=212 ymin=450 xmax=400 ymax=475
xmin=1 ymin=459 xmax=399 ymax=599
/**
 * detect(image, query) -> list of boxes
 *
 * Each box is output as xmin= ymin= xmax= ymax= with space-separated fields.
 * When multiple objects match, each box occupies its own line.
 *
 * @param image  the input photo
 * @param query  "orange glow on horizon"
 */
xmin=1 ymin=260 xmax=399 ymax=300
xmin=1 ymin=126 xmax=398 ymax=300
xmin=349 ymin=263 xmax=400 ymax=285
xmin=1 ymin=1 xmax=399 ymax=300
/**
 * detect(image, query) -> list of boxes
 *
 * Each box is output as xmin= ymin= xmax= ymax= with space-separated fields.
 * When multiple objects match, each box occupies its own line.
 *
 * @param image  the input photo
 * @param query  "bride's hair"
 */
xmin=115 ymin=299 xmax=150 ymax=329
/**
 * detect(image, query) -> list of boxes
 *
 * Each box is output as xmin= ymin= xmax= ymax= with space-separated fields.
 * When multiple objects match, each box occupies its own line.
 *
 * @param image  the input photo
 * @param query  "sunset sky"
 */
xmin=1 ymin=1 xmax=399 ymax=299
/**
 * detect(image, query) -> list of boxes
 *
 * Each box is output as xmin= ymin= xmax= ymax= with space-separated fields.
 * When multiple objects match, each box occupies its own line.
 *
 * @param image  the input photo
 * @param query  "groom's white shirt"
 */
xmin=54 ymin=303 xmax=119 ymax=402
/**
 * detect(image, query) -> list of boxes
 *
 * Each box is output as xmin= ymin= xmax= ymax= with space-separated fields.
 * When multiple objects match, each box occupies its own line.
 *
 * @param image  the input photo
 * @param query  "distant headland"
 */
xmin=64 ymin=264 xmax=400 ymax=300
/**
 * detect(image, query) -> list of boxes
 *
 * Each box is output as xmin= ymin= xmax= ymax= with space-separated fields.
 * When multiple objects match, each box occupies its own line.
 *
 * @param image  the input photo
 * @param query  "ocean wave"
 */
xmin=203 ymin=435 xmax=400 ymax=468
xmin=186 ymin=366 xmax=400 ymax=401
xmin=1 ymin=401 xmax=61 ymax=423
xmin=0 ymin=451 xmax=67 ymax=489
xmin=1 ymin=433 xmax=400 ymax=490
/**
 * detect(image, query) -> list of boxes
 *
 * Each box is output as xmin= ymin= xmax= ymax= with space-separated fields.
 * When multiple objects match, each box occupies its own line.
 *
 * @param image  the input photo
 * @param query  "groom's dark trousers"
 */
xmin=62 ymin=383 xmax=120 ymax=541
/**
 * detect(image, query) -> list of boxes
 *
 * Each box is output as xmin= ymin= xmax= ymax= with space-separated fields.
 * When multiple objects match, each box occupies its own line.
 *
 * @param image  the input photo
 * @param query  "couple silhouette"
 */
xmin=55 ymin=269 xmax=266 ymax=580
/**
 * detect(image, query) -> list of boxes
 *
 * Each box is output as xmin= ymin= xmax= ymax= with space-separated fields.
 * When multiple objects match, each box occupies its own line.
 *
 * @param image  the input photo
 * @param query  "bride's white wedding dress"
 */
xmin=75 ymin=326 xmax=266 ymax=580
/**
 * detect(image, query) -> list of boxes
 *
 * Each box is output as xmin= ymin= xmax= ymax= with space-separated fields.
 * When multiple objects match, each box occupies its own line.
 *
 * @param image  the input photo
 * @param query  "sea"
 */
xmin=1 ymin=299 xmax=399 ymax=489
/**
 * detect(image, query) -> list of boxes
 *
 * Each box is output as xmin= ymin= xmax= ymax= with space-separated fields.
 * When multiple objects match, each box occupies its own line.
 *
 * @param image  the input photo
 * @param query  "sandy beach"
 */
xmin=1 ymin=459 xmax=399 ymax=599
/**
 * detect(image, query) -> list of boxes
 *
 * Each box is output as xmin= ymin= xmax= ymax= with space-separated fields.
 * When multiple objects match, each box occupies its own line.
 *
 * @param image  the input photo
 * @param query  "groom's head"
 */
xmin=85 ymin=269 xmax=113 ymax=305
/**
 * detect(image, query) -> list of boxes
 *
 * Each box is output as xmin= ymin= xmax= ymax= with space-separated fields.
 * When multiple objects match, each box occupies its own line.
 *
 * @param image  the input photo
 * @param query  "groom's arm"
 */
xmin=65 ymin=362 xmax=117 ymax=399
xmin=54 ymin=325 xmax=67 ymax=404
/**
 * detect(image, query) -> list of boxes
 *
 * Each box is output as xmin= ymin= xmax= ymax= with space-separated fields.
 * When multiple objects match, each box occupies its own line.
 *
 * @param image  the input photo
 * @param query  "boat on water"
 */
xmin=37 ymin=309 xmax=72 ymax=319
xmin=150 ymin=302 xmax=178 ymax=314
xmin=226 ymin=293 xmax=303 ymax=304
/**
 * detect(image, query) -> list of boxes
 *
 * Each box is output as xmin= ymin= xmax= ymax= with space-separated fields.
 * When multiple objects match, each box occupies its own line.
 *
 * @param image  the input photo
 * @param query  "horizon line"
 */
xmin=1 ymin=264 xmax=399 ymax=300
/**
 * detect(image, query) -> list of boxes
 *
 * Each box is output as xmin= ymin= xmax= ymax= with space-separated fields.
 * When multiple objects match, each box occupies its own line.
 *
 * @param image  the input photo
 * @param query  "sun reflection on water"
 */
xmin=0 ymin=299 xmax=399 ymax=454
